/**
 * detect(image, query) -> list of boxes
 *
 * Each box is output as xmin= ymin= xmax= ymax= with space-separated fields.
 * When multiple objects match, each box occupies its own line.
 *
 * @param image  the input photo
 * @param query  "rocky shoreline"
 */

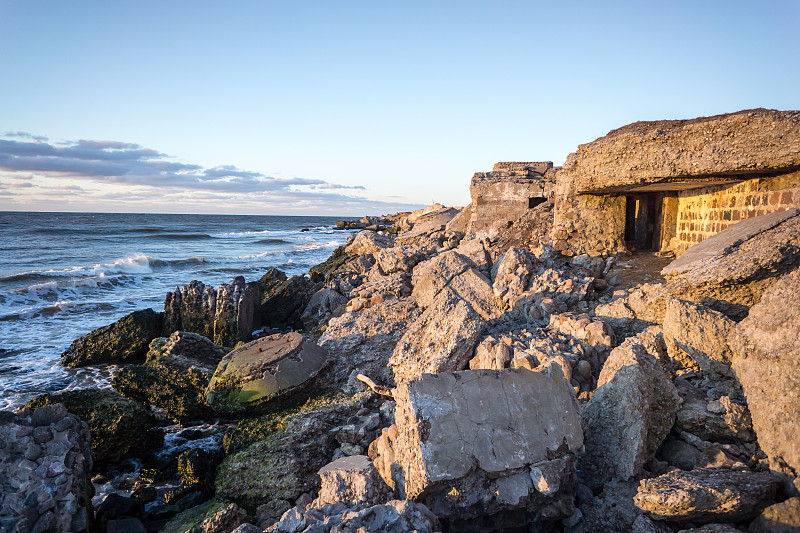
xmin=3 ymin=108 xmax=800 ymax=533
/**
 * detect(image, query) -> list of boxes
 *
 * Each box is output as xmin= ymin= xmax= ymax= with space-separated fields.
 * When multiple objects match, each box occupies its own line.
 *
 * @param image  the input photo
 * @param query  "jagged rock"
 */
xmin=266 ymin=500 xmax=440 ymax=533
xmin=300 ymin=287 xmax=348 ymax=331
xmin=411 ymin=251 xmax=477 ymax=308
xmin=375 ymin=245 xmax=427 ymax=275
xmin=311 ymin=455 xmax=391 ymax=507
xmin=749 ymin=497 xmax=800 ymax=533
xmin=595 ymin=283 xmax=669 ymax=339
xmin=548 ymin=312 xmax=615 ymax=350
xmin=389 ymin=289 xmax=482 ymax=382
xmin=164 ymin=278 xmax=261 ymax=347
xmin=205 ymin=333 xmax=330 ymax=416
xmin=161 ymin=500 xmax=248 ymax=533
xmin=439 ymin=267 xmax=500 ymax=320
xmin=403 ymin=206 xmax=458 ymax=235
xmin=468 ymin=336 xmax=513 ymax=370
xmin=376 ymin=367 xmax=583 ymax=521
xmin=318 ymin=299 xmax=420 ymax=391
xmin=663 ymin=211 xmax=800 ymax=320
xmin=345 ymin=230 xmax=394 ymax=257
xmin=308 ymin=246 xmax=349 ymax=282
xmin=215 ymin=392 xmax=369 ymax=508
xmin=0 ymin=406 xmax=92 ymax=533
xmin=26 ymin=388 xmax=162 ymax=465
xmin=260 ymin=274 xmax=321 ymax=330
xmin=492 ymin=247 xmax=536 ymax=305
xmin=728 ymin=268 xmax=800 ymax=483
xmin=579 ymin=479 xmax=641 ymax=533
xmin=580 ymin=333 xmax=681 ymax=489
xmin=485 ymin=201 xmax=555 ymax=261
xmin=445 ymin=203 xmax=473 ymax=234
xmin=674 ymin=379 xmax=755 ymax=442
xmin=112 ymin=331 xmax=228 ymax=421
xmin=633 ymin=468 xmax=782 ymax=522
xmin=60 ymin=308 xmax=163 ymax=367
xmin=663 ymin=298 xmax=737 ymax=377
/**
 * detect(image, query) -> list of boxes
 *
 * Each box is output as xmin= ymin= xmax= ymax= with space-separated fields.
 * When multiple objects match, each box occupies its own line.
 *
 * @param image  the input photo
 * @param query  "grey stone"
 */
xmin=312 ymin=455 xmax=391 ymax=507
xmin=206 ymin=332 xmax=330 ymax=416
xmin=411 ymin=251 xmax=476 ymax=309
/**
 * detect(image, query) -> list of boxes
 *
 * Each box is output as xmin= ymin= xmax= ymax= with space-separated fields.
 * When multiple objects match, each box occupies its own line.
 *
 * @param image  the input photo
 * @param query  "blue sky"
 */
xmin=1 ymin=1 xmax=798 ymax=216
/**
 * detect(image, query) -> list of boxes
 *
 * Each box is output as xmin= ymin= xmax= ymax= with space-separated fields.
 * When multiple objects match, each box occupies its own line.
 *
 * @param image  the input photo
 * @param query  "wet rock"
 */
xmin=319 ymin=298 xmax=420 ymax=391
xmin=376 ymin=367 xmax=582 ymax=521
xmin=96 ymin=493 xmax=145 ymax=532
xmin=663 ymin=298 xmax=737 ymax=377
xmin=179 ymin=448 xmax=222 ymax=494
xmin=260 ymin=274 xmax=321 ymax=330
xmin=162 ymin=500 xmax=248 ymax=533
xmin=728 ymin=267 xmax=800 ymax=490
xmin=389 ymin=289 xmax=482 ymax=382
xmin=205 ymin=332 xmax=329 ymax=416
xmin=312 ymin=455 xmax=391 ymax=507
xmin=580 ymin=333 xmax=681 ymax=489
xmin=749 ymin=496 xmax=800 ymax=533
xmin=308 ymin=246 xmax=350 ymax=282
xmin=634 ymin=468 xmax=782 ymax=522
xmin=266 ymin=500 xmax=440 ymax=533
xmin=0 ymin=406 xmax=92 ymax=533
xmin=60 ymin=308 xmax=163 ymax=367
xmin=299 ymin=287 xmax=348 ymax=331
xmin=345 ymin=230 xmax=394 ymax=257
xmin=215 ymin=392 xmax=368 ymax=508
xmin=26 ymin=388 xmax=162 ymax=465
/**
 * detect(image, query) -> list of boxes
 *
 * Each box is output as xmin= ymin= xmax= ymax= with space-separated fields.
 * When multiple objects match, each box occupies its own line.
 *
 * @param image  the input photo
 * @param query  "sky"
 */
xmin=0 ymin=1 xmax=798 ymax=216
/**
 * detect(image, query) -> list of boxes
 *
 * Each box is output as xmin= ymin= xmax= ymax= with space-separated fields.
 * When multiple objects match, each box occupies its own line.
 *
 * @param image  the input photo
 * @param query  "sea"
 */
xmin=0 ymin=211 xmax=354 ymax=411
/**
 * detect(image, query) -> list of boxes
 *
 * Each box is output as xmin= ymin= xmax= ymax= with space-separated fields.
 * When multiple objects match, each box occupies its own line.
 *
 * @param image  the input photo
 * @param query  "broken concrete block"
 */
xmin=377 ymin=367 xmax=583 ymax=521
xmin=312 ymin=455 xmax=391 ymax=508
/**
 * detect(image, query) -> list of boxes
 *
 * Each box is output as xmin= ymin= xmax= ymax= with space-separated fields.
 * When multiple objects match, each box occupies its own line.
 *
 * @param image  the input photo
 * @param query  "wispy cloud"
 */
xmin=0 ymin=134 xmax=425 ymax=215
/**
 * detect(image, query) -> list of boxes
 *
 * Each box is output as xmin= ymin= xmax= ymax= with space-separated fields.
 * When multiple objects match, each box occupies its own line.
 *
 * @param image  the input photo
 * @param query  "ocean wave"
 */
xmin=0 ymin=254 xmax=155 ymax=283
xmin=211 ymin=229 xmax=275 ymax=238
xmin=123 ymin=227 xmax=166 ymax=233
xmin=0 ymin=298 xmax=134 ymax=321
xmin=256 ymin=238 xmax=290 ymax=244
xmin=143 ymin=233 xmax=214 ymax=240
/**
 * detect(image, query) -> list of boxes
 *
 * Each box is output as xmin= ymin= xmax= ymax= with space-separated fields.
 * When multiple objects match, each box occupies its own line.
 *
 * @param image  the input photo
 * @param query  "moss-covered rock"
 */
xmin=26 ymin=388 xmax=162 ymax=465
xmin=60 ymin=308 xmax=164 ymax=367
xmin=215 ymin=392 xmax=367 ymax=509
xmin=308 ymin=246 xmax=349 ymax=282
xmin=112 ymin=364 xmax=213 ymax=421
xmin=160 ymin=499 xmax=247 ymax=533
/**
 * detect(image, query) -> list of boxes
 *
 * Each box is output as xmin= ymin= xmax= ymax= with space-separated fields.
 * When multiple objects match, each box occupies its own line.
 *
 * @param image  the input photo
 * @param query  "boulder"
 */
xmin=491 ymin=247 xmax=536 ymax=305
xmin=260 ymin=274 xmax=321 ymax=330
xmin=318 ymin=299 xmax=420 ymax=391
xmin=299 ymin=287 xmax=348 ymax=331
xmin=411 ymin=251 xmax=478 ymax=308
xmin=580 ymin=333 xmax=681 ymax=489
xmin=164 ymin=278 xmax=261 ymax=346
xmin=548 ymin=312 xmax=615 ymax=350
xmin=311 ymin=455 xmax=391 ymax=508
xmin=345 ymin=230 xmax=394 ymax=257
xmin=375 ymin=245 xmax=427 ymax=275
xmin=308 ymin=246 xmax=349 ymax=282
xmin=112 ymin=332 xmax=228 ymax=421
xmin=0 ymin=405 xmax=92 ymax=533
xmin=444 ymin=203 xmax=473 ymax=234
xmin=468 ymin=337 xmax=512 ymax=370
xmin=663 ymin=298 xmax=737 ymax=378
xmin=26 ymin=388 xmax=162 ymax=465
xmin=403 ymin=206 xmax=458 ymax=235
xmin=161 ymin=500 xmax=247 ymax=533
xmin=266 ymin=500 xmax=440 ymax=533
xmin=749 ymin=497 xmax=800 ymax=533
xmin=389 ymin=289 xmax=482 ymax=383
xmin=595 ymin=283 xmax=669 ymax=339
xmin=375 ymin=367 xmax=583 ymax=522
xmin=205 ymin=333 xmax=330 ymax=416
xmin=728 ymin=268 xmax=800 ymax=483
xmin=215 ymin=392 xmax=368 ymax=508
xmin=60 ymin=308 xmax=163 ymax=367
xmin=633 ymin=468 xmax=782 ymax=522
xmin=441 ymin=267 xmax=501 ymax=321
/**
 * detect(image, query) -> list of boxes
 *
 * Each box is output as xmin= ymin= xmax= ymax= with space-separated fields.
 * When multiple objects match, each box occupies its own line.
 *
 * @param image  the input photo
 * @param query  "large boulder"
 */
xmin=0 ymin=405 xmax=93 ymax=533
xmin=580 ymin=332 xmax=681 ymax=489
xmin=311 ymin=455 xmax=391 ymax=508
xmin=299 ymin=287 xmax=348 ymax=331
xmin=60 ymin=308 xmax=163 ymax=367
xmin=161 ymin=500 xmax=248 ymax=533
xmin=374 ymin=367 xmax=583 ymax=523
xmin=112 ymin=331 xmax=228 ymax=421
xmin=215 ymin=392 xmax=368 ymax=509
xmin=26 ymin=388 xmax=162 ymax=465
xmin=728 ymin=268 xmax=800 ymax=487
xmin=260 ymin=274 xmax=321 ymax=330
xmin=164 ymin=277 xmax=261 ymax=347
xmin=375 ymin=245 xmax=427 ymax=275
xmin=388 ymin=289 xmax=482 ymax=383
xmin=319 ymin=299 xmax=420 ymax=391
xmin=411 ymin=251 xmax=477 ymax=309
xmin=663 ymin=298 xmax=737 ymax=378
xmin=345 ymin=230 xmax=394 ymax=258
xmin=633 ymin=468 xmax=782 ymax=522
xmin=205 ymin=333 xmax=330 ymax=416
